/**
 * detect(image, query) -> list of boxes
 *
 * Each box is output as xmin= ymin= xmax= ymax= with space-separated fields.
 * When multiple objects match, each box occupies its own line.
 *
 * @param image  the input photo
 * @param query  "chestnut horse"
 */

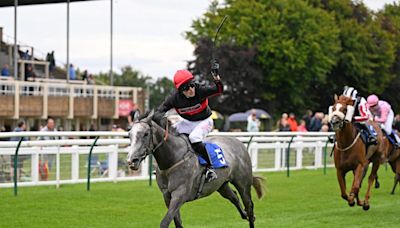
xmin=381 ymin=134 xmax=400 ymax=194
xmin=329 ymin=95 xmax=386 ymax=210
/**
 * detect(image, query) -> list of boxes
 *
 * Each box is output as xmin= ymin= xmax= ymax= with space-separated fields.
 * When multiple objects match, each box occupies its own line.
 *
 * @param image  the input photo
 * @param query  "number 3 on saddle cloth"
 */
xmin=197 ymin=143 xmax=229 ymax=168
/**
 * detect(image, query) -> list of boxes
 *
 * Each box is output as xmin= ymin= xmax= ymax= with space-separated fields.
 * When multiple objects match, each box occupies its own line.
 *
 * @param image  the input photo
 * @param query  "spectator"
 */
xmin=297 ymin=119 xmax=308 ymax=132
xmin=247 ymin=112 xmax=260 ymax=132
xmin=302 ymin=110 xmax=313 ymax=131
xmin=320 ymin=124 xmax=330 ymax=132
xmin=10 ymin=121 xmax=27 ymax=181
xmin=38 ymin=117 xmax=58 ymax=179
xmin=89 ymin=124 xmax=96 ymax=139
xmin=39 ymin=117 xmax=58 ymax=140
xmin=309 ymin=112 xmax=323 ymax=132
xmin=69 ymin=64 xmax=76 ymax=80
xmin=112 ymin=124 xmax=125 ymax=132
xmin=82 ymin=70 xmax=88 ymax=82
xmin=46 ymin=51 xmax=56 ymax=76
xmin=10 ymin=121 xmax=27 ymax=141
xmin=24 ymin=65 xmax=36 ymax=81
xmin=22 ymin=50 xmax=30 ymax=60
xmin=287 ymin=112 xmax=298 ymax=131
xmin=1 ymin=64 xmax=10 ymax=76
xmin=87 ymin=74 xmax=95 ymax=85
xmin=277 ymin=113 xmax=290 ymax=132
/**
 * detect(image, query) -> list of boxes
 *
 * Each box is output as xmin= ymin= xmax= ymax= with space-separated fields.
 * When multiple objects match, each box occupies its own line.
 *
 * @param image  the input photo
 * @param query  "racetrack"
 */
xmin=0 ymin=168 xmax=399 ymax=227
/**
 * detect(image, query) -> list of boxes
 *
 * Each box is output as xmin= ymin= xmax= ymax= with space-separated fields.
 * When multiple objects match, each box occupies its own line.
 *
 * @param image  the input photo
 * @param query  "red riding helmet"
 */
xmin=173 ymin=70 xmax=194 ymax=90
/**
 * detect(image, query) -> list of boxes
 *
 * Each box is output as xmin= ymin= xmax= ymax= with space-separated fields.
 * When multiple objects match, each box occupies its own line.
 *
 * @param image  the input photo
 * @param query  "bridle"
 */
xmin=329 ymin=102 xmax=361 ymax=152
xmin=130 ymin=119 xmax=169 ymax=161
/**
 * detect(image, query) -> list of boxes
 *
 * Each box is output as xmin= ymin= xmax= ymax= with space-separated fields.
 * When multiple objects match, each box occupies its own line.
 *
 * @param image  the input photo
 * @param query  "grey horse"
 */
xmin=126 ymin=111 xmax=265 ymax=228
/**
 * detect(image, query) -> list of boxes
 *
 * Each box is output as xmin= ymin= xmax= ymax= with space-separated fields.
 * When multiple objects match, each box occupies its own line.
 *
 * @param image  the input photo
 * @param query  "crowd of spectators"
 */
xmin=275 ymin=110 xmax=330 ymax=132
xmin=1 ymin=48 xmax=96 ymax=85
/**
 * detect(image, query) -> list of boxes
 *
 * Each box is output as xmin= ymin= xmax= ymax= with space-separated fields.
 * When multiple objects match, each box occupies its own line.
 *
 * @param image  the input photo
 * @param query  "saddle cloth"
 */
xmin=382 ymin=129 xmax=397 ymax=146
xmin=197 ymin=143 xmax=228 ymax=168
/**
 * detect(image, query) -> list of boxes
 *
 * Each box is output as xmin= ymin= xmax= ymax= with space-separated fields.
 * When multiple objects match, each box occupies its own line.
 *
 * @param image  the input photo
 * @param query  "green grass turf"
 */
xmin=0 ymin=168 xmax=399 ymax=227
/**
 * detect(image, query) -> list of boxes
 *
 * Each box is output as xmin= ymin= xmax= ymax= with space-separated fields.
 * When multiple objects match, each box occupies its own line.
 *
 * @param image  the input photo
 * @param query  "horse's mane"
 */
xmin=138 ymin=110 xmax=180 ymax=136
xmin=337 ymin=95 xmax=354 ymax=106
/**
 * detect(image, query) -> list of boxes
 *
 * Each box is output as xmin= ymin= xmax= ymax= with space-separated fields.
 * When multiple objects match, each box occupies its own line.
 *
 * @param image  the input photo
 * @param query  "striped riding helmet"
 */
xmin=343 ymin=86 xmax=358 ymax=101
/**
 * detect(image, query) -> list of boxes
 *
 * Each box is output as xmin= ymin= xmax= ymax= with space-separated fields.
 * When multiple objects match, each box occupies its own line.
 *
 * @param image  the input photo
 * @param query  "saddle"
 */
xmin=381 ymin=129 xmax=399 ymax=148
xmin=180 ymin=134 xmax=228 ymax=168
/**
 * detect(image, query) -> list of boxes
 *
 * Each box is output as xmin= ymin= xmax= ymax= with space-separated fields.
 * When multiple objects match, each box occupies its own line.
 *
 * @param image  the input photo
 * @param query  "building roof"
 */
xmin=0 ymin=0 xmax=98 ymax=8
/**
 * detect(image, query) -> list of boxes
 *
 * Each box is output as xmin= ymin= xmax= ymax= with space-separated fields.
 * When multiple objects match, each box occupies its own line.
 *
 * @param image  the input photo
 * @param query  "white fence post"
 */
xmin=274 ymin=142 xmax=281 ymax=170
xmin=108 ymin=145 xmax=118 ymax=182
xmin=56 ymin=146 xmax=60 ymax=188
xmin=249 ymin=142 xmax=258 ymax=171
xmin=315 ymin=141 xmax=323 ymax=168
xmin=31 ymin=149 xmax=39 ymax=184
xmin=296 ymin=143 xmax=303 ymax=169
xmin=71 ymin=146 xmax=79 ymax=182
xmin=142 ymin=156 xmax=150 ymax=179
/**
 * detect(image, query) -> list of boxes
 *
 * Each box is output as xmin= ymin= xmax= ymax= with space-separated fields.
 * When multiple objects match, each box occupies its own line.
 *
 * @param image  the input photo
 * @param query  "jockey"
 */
xmin=154 ymin=60 xmax=223 ymax=182
xmin=342 ymin=86 xmax=377 ymax=145
xmin=366 ymin=94 xmax=400 ymax=147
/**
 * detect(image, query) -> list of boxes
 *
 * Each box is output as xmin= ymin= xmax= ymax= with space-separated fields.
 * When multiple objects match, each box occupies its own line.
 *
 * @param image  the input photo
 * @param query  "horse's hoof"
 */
xmin=348 ymin=201 xmax=355 ymax=207
xmin=363 ymin=204 xmax=370 ymax=211
xmin=375 ymin=182 xmax=380 ymax=189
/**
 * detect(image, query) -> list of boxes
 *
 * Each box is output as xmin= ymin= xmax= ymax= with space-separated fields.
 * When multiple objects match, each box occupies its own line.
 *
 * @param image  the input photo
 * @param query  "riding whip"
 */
xmin=211 ymin=15 xmax=229 ymax=59
xmin=210 ymin=15 xmax=228 ymax=77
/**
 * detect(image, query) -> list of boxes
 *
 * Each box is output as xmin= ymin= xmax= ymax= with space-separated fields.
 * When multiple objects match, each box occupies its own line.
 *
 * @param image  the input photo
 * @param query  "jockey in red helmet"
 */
xmin=155 ymin=61 xmax=223 ymax=182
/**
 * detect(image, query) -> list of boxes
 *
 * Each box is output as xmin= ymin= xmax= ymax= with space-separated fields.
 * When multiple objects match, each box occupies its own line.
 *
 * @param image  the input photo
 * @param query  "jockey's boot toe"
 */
xmin=206 ymin=169 xmax=217 ymax=183
xmin=328 ymin=135 xmax=335 ymax=143
xmin=369 ymin=137 xmax=378 ymax=145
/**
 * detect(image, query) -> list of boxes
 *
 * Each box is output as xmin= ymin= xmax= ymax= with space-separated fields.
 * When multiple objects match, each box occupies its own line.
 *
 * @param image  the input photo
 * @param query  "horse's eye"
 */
xmin=144 ymin=132 xmax=149 ymax=137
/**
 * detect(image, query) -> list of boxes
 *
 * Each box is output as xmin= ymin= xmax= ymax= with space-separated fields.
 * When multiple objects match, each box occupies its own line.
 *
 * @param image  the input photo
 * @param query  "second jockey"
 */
xmin=367 ymin=94 xmax=400 ymax=147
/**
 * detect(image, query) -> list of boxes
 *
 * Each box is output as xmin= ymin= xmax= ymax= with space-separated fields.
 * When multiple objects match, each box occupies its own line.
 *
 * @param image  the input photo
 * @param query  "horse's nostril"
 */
xmin=127 ymin=161 xmax=132 ymax=165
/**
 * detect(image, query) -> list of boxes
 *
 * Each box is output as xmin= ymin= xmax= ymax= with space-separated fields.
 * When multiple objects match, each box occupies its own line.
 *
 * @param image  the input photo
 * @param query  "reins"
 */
xmin=136 ymin=118 xmax=192 ymax=176
xmin=148 ymin=120 xmax=169 ymax=154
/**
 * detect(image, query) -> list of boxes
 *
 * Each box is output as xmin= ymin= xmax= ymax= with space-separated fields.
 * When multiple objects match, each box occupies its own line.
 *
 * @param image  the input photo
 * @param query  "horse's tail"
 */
xmin=252 ymin=176 xmax=266 ymax=199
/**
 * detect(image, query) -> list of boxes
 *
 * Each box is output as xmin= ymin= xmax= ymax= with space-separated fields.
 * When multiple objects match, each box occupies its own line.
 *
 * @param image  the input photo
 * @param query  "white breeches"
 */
xmin=381 ymin=109 xmax=394 ymax=134
xmin=173 ymin=116 xmax=214 ymax=143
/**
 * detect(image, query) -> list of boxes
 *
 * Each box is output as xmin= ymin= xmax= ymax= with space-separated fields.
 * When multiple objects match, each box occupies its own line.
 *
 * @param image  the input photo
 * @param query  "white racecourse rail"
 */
xmin=0 ymin=131 xmax=334 ymax=188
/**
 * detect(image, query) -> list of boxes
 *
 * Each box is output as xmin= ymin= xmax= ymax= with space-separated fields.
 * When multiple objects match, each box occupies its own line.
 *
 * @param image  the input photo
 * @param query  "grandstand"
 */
xmin=0 ymin=0 xmax=147 ymax=132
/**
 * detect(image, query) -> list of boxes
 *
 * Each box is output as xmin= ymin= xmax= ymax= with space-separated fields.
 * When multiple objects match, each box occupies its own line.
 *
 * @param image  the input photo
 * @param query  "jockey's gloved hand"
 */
xmin=210 ymin=58 xmax=220 ymax=78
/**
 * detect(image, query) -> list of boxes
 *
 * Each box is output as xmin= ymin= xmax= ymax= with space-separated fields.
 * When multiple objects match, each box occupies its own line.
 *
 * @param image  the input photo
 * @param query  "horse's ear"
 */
xmin=334 ymin=94 xmax=338 ymax=101
xmin=147 ymin=109 xmax=155 ymax=124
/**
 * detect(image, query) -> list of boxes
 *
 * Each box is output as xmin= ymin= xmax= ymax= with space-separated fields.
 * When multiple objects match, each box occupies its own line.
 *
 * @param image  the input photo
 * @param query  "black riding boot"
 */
xmin=364 ymin=124 xmax=377 ymax=145
xmin=389 ymin=133 xmax=400 ymax=148
xmin=191 ymin=142 xmax=217 ymax=182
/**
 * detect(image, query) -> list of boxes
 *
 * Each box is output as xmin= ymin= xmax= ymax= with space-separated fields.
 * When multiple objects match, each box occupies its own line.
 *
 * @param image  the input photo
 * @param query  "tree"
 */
xmin=313 ymin=0 xmax=396 ymax=110
xmin=149 ymin=77 xmax=174 ymax=109
xmin=187 ymin=38 xmax=265 ymax=114
xmin=376 ymin=3 xmax=400 ymax=111
xmin=186 ymin=0 xmax=340 ymax=116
